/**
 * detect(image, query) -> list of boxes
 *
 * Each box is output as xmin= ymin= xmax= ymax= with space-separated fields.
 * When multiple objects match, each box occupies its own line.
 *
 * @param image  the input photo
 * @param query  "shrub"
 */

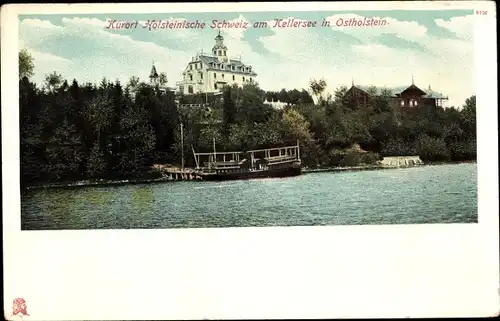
xmin=360 ymin=152 xmax=381 ymax=165
xmin=416 ymin=134 xmax=450 ymax=161
xmin=338 ymin=152 xmax=362 ymax=167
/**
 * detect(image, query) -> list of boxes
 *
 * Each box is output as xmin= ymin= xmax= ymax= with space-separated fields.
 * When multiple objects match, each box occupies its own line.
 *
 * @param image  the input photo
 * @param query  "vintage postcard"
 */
xmin=2 ymin=1 xmax=499 ymax=320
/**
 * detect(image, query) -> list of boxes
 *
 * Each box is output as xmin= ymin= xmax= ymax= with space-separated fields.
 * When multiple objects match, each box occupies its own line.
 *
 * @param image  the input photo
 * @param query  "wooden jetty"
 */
xmin=151 ymin=165 xmax=203 ymax=181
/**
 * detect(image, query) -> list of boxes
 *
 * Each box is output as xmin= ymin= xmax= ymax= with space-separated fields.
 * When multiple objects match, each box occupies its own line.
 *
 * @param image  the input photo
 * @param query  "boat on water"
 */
xmin=192 ymin=139 xmax=302 ymax=181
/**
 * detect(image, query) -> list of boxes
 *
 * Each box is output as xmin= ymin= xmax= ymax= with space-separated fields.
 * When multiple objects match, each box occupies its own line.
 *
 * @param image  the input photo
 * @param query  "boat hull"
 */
xmin=197 ymin=165 xmax=302 ymax=181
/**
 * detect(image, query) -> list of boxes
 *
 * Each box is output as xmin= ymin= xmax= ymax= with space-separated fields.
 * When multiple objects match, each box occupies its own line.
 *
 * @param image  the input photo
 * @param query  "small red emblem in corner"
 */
xmin=12 ymin=298 xmax=30 ymax=318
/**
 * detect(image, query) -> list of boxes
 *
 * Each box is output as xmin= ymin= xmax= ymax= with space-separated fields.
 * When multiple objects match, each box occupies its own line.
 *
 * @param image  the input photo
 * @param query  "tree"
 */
xmin=19 ymin=49 xmax=35 ymax=80
xmin=86 ymin=141 xmax=106 ymax=178
xmin=44 ymin=71 xmax=63 ymax=93
xmin=45 ymin=120 xmax=84 ymax=181
xmin=128 ymin=76 xmax=140 ymax=89
xmin=461 ymin=95 xmax=476 ymax=134
xmin=115 ymin=105 xmax=156 ymax=175
xmin=82 ymin=94 xmax=113 ymax=144
xmin=159 ymin=72 xmax=168 ymax=86
xmin=222 ymin=86 xmax=236 ymax=135
xmin=281 ymin=109 xmax=312 ymax=143
xmin=127 ymin=76 xmax=141 ymax=98
xmin=416 ymin=134 xmax=450 ymax=161
xmin=232 ymin=82 xmax=273 ymax=124
xmin=309 ymin=78 xmax=327 ymax=105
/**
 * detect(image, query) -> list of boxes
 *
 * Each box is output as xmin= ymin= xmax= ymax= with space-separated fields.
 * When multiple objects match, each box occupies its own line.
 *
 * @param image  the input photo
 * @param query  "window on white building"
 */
xmin=189 ymin=75 xmax=193 ymax=81
xmin=188 ymin=86 xmax=193 ymax=94
xmin=200 ymin=73 xmax=203 ymax=80
xmin=232 ymin=75 xmax=235 ymax=81
xmin=190 ymin=65 xmax=193 ymax=70
xmin=222 ymin=74 xmax=224 ymax=79
xmin=214 ymin=84 xmax=217 ymax=90
xmin=214 ymin=73 xmax=216 ymax=79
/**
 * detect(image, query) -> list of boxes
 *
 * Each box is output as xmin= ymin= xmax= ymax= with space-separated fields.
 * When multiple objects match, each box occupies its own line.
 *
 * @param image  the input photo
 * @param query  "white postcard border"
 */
xmin=2 ymin=2 xmax=499 ymax=320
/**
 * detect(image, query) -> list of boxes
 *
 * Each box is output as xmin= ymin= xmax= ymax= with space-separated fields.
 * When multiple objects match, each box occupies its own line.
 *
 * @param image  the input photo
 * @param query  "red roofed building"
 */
xmin=344 ymin=77 xmax=448 ymax=109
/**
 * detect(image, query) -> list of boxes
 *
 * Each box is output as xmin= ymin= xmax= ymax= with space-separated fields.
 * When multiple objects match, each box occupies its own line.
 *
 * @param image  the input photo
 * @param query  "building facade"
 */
xmin=176 ymin=31 xmax=257 ymax=95
xmin=344 ymin=80 xmax=448 ymax=109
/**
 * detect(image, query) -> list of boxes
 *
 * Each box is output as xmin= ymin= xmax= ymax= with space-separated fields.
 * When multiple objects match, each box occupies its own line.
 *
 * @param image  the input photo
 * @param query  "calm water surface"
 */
xmin=21 ymin=163 xmax=478 ymax=230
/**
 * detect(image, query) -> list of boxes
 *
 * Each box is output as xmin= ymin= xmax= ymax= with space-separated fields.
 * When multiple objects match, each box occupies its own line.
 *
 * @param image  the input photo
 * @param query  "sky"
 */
xmin=18 ymin=9 xmax=475 ymax=108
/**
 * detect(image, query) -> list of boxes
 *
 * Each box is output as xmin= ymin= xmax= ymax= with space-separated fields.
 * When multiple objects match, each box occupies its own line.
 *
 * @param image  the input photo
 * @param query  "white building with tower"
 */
xmin=176 ymin=31 xmax=258 ymax=95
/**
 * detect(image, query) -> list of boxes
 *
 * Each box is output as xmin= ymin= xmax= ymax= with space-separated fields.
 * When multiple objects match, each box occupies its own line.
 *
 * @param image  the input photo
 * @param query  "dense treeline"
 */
xmin=19 ymin=49 xmax=476 ymax=187
xmin=177 ymin=86 xmax=314 ymax=106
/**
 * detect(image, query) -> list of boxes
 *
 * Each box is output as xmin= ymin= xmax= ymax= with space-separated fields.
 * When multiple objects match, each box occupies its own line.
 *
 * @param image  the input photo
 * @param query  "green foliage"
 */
xmin=19 ymin=49 xmax=35 ymax=80
xmin=309 ymin=78 xmax=327 ymax=104
xmin=416 ymin=134 xmax=450 ymax=161
xmin=265 ymin=88 xmax=314 ymax=105
xmin=281 ymin=108 xmax=312 ymax=142
xmin=159 ymin=72 xmax=168 ymax=86
xmin=18 ymin=52 xmax=477 ymax=186
xmin=86 ymin=142 xmax=106 ymax=178
xmin=44 ymin=71 xmax=64 ymax=93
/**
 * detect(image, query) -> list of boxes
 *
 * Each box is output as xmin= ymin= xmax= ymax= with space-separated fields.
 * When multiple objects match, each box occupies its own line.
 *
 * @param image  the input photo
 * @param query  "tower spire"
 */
xmin=352 ymin=77 xmax=354 ymax=86
xmin=149 ymin=61 xmax=159 ymax=85
xmin=411 ymin=74 xmax=414 ymax=85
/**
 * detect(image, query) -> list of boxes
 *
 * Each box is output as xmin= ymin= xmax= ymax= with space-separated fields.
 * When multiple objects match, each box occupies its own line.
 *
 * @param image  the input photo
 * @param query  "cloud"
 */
xmin=435 ymin=15 xmax=474 ymax=41
xmin=215 ymin=15 xmax=249 ymax=41
xmin=255 ymin=14 xmax=474 ymax=107
xmin=20 ymin=17 xmax=191 ymax=86
xmin=18 ymin=14 xmax=475 ymax=108
xmin=325 ymin=14 xmax=428 ymax=40
xmin=19 ymin=34 xmax=73 ymax=82
xmin=65 ymin=17 xmax=107 ymax=28
xmin=21 ymin=18 xmax=63 ymax=30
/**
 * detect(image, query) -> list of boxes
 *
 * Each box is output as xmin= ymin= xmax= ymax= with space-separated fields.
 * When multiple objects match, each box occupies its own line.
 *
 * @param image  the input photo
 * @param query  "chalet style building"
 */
xmin=344 ymin=78 xmax=448 ymax=108
xmin=176 ymin=31 xmax=257 ymax=95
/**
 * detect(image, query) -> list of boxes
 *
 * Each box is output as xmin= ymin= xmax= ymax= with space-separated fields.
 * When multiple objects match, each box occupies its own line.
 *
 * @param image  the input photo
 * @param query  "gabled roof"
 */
xmin=400 ymin=84 xmax=427 ymax=96
xmin=351 ymin=84 xmax=447 ymax=99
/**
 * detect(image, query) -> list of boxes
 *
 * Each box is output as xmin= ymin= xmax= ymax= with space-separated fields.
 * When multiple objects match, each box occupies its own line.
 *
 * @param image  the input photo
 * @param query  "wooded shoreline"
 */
xmin=19 ymin=49 xmax=476 ymax=190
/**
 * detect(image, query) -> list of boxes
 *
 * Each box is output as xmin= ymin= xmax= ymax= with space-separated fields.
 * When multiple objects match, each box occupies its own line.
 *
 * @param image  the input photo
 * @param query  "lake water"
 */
xmin=21 ymin=163 xmax=478 ymax=230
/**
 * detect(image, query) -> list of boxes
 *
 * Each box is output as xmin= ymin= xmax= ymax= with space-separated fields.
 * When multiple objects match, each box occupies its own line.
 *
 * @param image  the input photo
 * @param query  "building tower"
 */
xmin=212 ymin=30 xmax=228 ymax=63
xmin=149 ymin=61 xmax=159 ymax=86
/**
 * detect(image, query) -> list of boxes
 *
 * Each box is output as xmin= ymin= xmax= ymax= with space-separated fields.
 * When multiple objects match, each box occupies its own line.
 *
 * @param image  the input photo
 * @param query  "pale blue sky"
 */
xmin=19 ymin=9 xmax=475 ymax=107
